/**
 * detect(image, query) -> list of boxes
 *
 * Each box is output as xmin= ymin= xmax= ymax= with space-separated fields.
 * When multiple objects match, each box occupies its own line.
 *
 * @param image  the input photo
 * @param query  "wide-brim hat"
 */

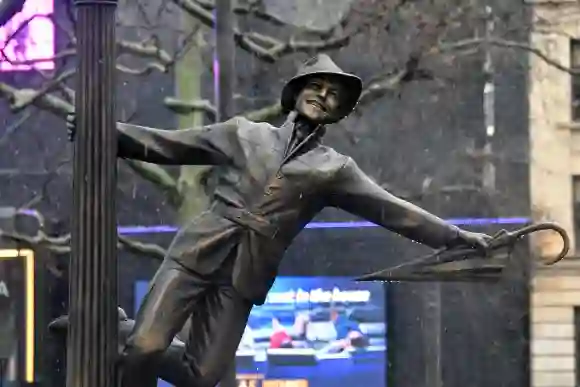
xmin=281 ymin=54 xmax=363 ymax=122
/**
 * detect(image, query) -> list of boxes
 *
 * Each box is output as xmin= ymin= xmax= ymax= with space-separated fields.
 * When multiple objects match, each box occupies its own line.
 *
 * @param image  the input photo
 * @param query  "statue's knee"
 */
xmin=122 ymin=332 xmax=169 ymax=362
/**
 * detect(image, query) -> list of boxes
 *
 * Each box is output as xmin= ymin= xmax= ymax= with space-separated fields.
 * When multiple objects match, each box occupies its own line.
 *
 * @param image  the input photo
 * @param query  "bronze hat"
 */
xmin=281 ymin=54 xmax=363 ymax=122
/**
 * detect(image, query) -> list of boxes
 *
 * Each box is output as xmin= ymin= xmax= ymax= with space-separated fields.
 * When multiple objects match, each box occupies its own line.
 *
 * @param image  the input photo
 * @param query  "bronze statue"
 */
xmin=59 ymin=54 xmax=491 ymax=387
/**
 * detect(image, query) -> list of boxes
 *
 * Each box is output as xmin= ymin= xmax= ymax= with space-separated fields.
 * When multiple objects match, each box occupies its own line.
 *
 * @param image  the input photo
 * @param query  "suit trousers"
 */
xmin=119 ymin=258 xmax=253 ymax=387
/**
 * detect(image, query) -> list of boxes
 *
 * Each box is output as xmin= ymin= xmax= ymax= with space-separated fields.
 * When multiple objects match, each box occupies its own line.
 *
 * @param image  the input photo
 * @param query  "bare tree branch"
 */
xmin=117 ymin=38 xmax=173 ymax=68
xmin=1 ymin=230 xmax=70 ymax=254
xmin=0 ymin=211 xmax=168 ymax=260
xmin=0 ymin=48 xmax=75 ymax=66
xmin=164 ymin=97 xmax=283 ymax=122
xmin=1 ymin=14 xmax=49 ymax=52
xmin=244 ymin=102 xmax=283 ymax=122
xmin=163 ymin=63 xmax=426 ymax=124
xmin=122 ymin=159 xmax=183 ymax=207
xmin=35 ymin=66 xmax=76 ymax=103
xmin=235 ymin=31 xmax=355 ymax=63
xmin=194 ymin=0 xmax=344 ymax=33
xmin=162 ymin=60 xmax=435 ymax=124
xmin=19 ymin=155 xmax=71 ymax=209
xmin=358 ymin=69 xmax=411 ymax=106
xmin=2 ymin=35 xmax=576 ymax=127
xmin=195 ymin=0 xmax=286 ymax=26
xmin=170 ymin=0 xmax=214 ymax=26
xmin=1 ymin=228 xmax=167 ymax=260
xmin=0 ymin=109 xmax=34 ymax=147
xmin=2 ymin=40 xmax=172 ymax=72
xmin=20 ymin=68 xmax=76 ymax=108
xmin=437 ymin=36 xmax=580 ymax=75
xmin=0 ymin=81 xmax=73 ymax=116
xmin=170 ymin=0 xmax=356 ymax=62
xmin=116 ymin=62 xmax=168 ymax=75
xmin=118 ymin=235 xmax=166 ymax=260
xmin=0 ymin=60 xmax=167 ymax=116
xmin=164 ymin=96 xmax=217 ymax=119
xmin=0 ymin=209 xmax=68 ymax=252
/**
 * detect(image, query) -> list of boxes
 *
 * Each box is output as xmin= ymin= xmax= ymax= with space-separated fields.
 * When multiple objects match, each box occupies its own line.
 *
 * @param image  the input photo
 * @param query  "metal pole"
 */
xmin=214 ymin=1 xmax=236 ymax=386
xmin=482 ymin=5 xmax=496 ymax=192
xmin=67 ymin=2 xmax=118 ymax=387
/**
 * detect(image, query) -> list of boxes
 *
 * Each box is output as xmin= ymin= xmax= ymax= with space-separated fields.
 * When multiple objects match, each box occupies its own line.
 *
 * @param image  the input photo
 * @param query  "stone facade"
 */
xmin=531 ymin=266 xmax=580 ymax=387
xmin=529 ymin=1 xmax=580 ymax=386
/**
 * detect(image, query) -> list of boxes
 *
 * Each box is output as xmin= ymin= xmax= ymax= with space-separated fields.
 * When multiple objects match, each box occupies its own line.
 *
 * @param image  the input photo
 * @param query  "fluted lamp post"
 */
xmin=66 ymin=1 xmax=119 ymax=387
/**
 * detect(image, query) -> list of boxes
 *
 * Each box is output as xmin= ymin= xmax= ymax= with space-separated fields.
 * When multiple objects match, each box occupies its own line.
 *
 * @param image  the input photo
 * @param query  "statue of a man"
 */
xmin=64 ymin=54 xmax=490 ymax=387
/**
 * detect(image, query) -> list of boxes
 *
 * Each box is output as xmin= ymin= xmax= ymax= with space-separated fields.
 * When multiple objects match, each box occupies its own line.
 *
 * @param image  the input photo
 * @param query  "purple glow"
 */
xmin=212 ymin=57 xmax=220 ymax=101
xmin=0 ymin=0 xmax=55 ymax=71
xmin=116 ymin=217 xmax=530 ymax=235
xmin=15 ymin=208 xmax=530 ymax=234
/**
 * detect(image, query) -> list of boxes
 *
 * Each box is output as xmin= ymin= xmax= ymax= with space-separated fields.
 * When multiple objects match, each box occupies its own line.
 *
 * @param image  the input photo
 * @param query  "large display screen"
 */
xmin=0 ymin=249 xmax=35 ymax=384
xmin=135 ymin=277 xmax=387 ymax=387
xmin=0 ymin=0 xmax=55 ymax=71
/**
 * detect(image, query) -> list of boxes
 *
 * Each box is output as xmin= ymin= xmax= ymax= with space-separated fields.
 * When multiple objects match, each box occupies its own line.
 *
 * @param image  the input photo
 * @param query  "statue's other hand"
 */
xmin=66 ymin=112 xmax=76 ymax=142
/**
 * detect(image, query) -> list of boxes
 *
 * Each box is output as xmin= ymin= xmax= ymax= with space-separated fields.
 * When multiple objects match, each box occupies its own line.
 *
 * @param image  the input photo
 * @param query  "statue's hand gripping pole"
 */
xmin=355 ymin=222 xmax=570 ymax=283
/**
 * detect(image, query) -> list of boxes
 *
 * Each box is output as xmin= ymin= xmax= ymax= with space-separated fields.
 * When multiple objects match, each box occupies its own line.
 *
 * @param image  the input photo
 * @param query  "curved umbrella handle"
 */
xmin=492 ymin=222 xmax=570 ymax=265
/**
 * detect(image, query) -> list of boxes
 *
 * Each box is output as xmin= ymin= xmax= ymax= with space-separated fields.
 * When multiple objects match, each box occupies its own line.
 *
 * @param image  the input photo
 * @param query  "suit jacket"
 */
xmin=117 ymin=113 xmax=461 ymax=305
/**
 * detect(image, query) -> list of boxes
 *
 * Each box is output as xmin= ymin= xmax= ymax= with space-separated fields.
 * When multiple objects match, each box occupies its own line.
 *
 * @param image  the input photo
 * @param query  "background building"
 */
xmin=0 ymin=0 xmax=550 ymax=386
xmin=529 ymin=1 xmax=580 ymax=387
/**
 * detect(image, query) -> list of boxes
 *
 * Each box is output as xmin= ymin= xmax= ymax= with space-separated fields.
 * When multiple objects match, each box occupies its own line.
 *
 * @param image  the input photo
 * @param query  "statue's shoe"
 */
xmin=48 ymin=307 xmax=188 ymax=386
xmin=48 ymin=306 xmax=129 ymax=331
xmin=48 ymin=306 xmax=185 ymax=351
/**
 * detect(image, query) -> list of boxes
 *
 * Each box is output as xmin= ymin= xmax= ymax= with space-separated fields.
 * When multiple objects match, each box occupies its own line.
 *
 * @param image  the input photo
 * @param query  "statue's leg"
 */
xmin=49 ymin=308 xmax=185 ymax=349
xmin=118 ymin=259 xmax=204 ymax=387
xmin=49 ymin=312 xmax=188 ymax=384
xmin=169 ymin=285 xmax=252 ymax=387
xmin=116 ymin=274 xmax=252 ymax=387
xmin=49 ymin=260 xmax=251 ymax=387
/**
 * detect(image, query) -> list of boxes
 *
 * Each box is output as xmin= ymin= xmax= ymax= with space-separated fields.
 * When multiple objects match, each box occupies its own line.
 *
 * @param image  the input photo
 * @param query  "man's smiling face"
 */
xmin=294 ymin=76 xmax=344 ymax=124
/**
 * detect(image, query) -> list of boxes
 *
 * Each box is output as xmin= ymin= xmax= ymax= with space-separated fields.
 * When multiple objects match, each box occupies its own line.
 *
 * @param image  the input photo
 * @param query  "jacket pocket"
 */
xmin=232 ymin=230 xmax=281 ymax=303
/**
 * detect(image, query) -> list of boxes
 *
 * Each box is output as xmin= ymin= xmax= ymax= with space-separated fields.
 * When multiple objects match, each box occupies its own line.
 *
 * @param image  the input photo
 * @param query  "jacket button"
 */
xmin=276 ymin=172 xmax=283 ymax=179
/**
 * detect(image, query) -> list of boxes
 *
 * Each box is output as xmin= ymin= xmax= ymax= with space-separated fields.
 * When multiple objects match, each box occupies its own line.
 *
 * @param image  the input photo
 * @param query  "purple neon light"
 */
xmin=117 ymin=217 xmax=530 ymax=235
xmin=14 ymin=208 xmax=529 ymax=234
xmin=0 ymin=0 xmax=55 ymax=71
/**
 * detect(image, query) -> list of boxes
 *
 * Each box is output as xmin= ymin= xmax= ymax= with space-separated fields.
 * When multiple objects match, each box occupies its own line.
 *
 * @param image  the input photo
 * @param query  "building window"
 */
xmin=571 ymin=40 xmax=580 ymax=120
xmin=573 ymin=176 xmax=580 ymax=249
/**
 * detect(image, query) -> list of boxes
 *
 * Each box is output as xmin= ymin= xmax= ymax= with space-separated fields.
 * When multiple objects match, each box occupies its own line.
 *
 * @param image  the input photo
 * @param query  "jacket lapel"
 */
xmin=276 ymin=111 xmax=297 ymax=161
xmin=281 ymin=127 xmax=322 ymax=165
xmin=277 ymin=111 xmax=328 ymax=166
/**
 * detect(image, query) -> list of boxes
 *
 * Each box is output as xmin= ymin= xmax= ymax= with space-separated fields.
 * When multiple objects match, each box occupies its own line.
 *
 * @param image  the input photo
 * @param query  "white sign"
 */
xmin=266 ymin=287 xmax=370 ymax=304
xmin=0 ymin=281 xmax=9 ymax=297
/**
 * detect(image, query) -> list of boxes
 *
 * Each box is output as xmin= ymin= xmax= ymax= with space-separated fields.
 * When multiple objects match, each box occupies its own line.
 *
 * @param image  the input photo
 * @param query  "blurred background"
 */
xmin=0 ymin=0 xmax=577 ymax=386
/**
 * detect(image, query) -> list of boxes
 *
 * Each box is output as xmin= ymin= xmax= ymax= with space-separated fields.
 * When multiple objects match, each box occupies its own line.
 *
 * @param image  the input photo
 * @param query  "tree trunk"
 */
xmin=173 ymin=13 xmax=211 ymax=351
xmin=175 ymin=21 xmax=209 ymax=227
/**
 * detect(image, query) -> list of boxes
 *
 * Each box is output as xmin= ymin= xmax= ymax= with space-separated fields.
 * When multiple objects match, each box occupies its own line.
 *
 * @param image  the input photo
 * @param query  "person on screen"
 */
xmin=292 ymin=312 xmax=310 ymax=343
xmin=319 ymin=309 xmax=368 ymax=354
xmin=60 ymin=54 xmax=492 ymax=387
xmin=269 ymin=318 xmax=293 ymax=349
xmin=331 ymin=309 xmax=360 ymax=340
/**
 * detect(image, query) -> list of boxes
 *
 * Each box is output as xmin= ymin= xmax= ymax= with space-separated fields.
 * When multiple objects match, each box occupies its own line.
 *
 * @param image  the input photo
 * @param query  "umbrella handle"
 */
xmin=353 ymin=222 xmax=570 ymax=283
xmin=490 ymin=222 xmax=569 ymax=265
